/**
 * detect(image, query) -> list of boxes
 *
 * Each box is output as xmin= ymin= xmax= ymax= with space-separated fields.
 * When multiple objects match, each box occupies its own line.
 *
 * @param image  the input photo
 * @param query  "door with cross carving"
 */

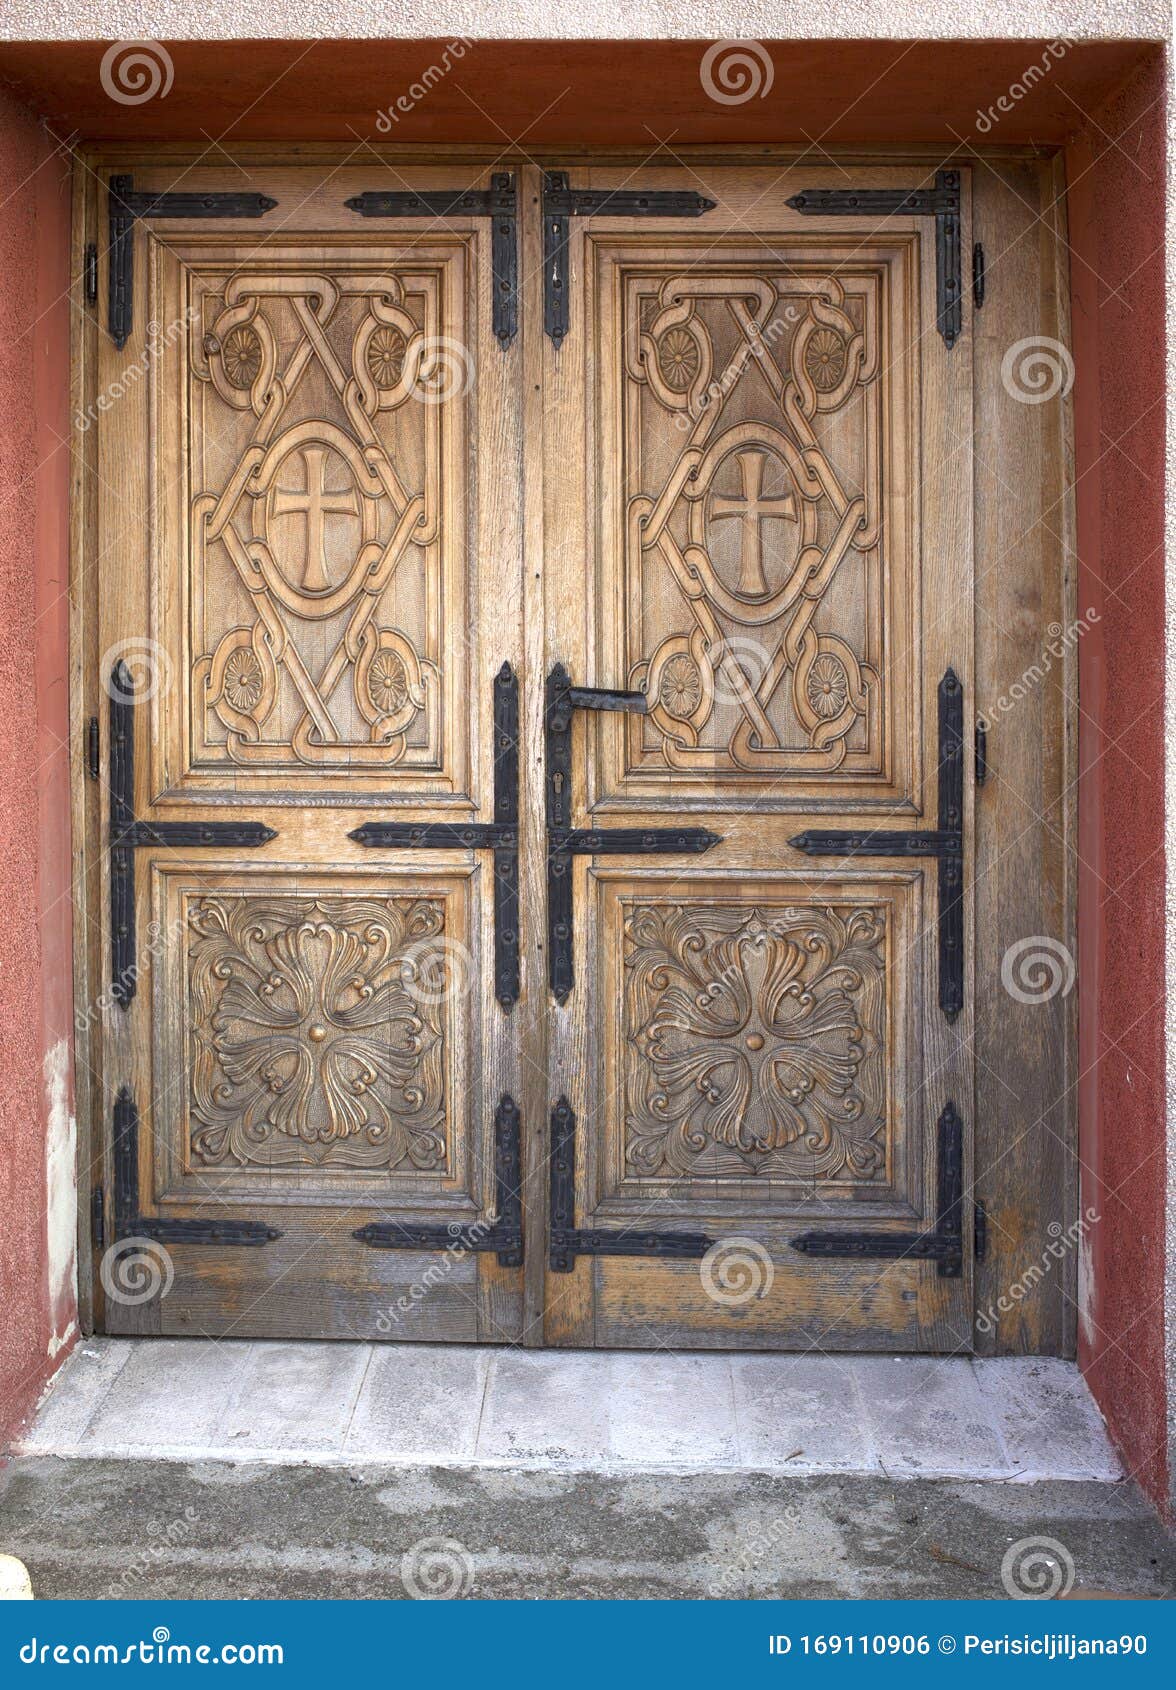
xmin=87 ymin=157 xmax=975 ymax=1351
xmin=92 ymin=166 xmax=525 ymax=1341
xmin=535 ymin=163 xmax=976 ymax=1350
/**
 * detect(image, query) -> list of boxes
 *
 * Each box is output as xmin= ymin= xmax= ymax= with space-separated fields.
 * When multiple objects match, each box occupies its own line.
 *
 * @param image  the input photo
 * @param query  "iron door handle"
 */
xmin=544 ymin=663 xmax=721 ymax=1003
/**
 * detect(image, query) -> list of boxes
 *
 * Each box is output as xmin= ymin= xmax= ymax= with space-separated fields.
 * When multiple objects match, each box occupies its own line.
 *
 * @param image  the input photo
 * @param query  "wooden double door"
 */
xmin=89 ymin=157 xmax=976 ymax=1349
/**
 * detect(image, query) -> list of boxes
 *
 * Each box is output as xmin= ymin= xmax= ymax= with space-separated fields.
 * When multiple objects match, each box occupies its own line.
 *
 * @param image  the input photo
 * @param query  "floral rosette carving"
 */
xmin=623 ymin=902 xmax=887 ymax=1180
xmin=188 ymin=895 xmax=448 ymax=1170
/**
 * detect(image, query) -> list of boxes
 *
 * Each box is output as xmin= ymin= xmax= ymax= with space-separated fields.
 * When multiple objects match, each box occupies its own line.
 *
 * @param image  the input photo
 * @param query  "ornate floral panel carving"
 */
xmin=186 ymin=894 xmax=450 ymax=1171
xmin=180 ymin=254 xmax=463 ymax=781
xmin=622 ymin=900 xmax=888 ymax=1182
xmin=612 ymin=261 xmax=903 ymax=788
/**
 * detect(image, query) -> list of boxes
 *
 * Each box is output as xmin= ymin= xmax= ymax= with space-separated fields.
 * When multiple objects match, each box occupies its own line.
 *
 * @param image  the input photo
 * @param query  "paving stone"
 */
xmin=79 ymin=1339 xmax=255 ymax=1456
xmin=477 ymin=1349 xmax=609 ymax=1465
xmin=731 ymin=1354 xmax=877 ymax=1472
xmin=15 ymin=1340 xmax=136 ymax=1452
xmin=606 ymin=1352 xmax=738 ymax=1468
xmin=216 ymin=1342 xmax=371 ymax=1457
xmin=346 ymin=1344 xmax=488 ymax=1462
xmin=853 ymin=1356 xmax=1012 ymax=1478
xmin=13 ymin=1341 xmax=1128 ymax=1487
xmin=973 ymin=1355 xmax=1123 ymax=1480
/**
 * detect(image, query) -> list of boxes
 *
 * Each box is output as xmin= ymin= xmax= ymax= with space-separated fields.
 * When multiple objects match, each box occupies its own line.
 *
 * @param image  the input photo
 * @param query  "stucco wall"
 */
xmin=0 ymin=91 xmax=76 ymax=1444
xmin=0 ymin=1 xmax=1170 ymax=41
xmin=1064 ymin=52 xmax=1169 ymax=1512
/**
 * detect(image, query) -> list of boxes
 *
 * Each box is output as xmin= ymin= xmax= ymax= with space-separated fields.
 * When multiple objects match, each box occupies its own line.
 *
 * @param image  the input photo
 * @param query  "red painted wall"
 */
xmin=1067 ymin=53 xmax=1169 ymax=1513
xmin=0 ymin=92 xmax=76 ymax=1446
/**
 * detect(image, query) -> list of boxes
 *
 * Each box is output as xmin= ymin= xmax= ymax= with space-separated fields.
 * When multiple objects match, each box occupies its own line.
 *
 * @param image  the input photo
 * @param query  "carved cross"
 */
xmin=271 ymin=446 xmax=360 ymax=593
xmin=709 ymin=449 xmax=798 ymax=598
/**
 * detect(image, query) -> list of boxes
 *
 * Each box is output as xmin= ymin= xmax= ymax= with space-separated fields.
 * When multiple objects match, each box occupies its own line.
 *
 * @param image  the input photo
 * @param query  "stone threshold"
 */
xmin=12 ymin=1339 xmax=1123 ymax=1483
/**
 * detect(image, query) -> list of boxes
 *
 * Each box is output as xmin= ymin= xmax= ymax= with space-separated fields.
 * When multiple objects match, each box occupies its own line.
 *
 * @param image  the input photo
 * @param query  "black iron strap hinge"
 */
xmin=84 ymin=242 xmax=98 ymax=307
xmin=542 ymin=171 xmax=716 ymax=348
xmin=90 ymin=1185 xmax=105 ymax=1251
xmin=353 ymin=1094 xmax=522 ymax=1267
xmin=791 ymin=1100 xmax=968 ymax=1279
xmin=108 ymin=662 xmax=276 ymax=1009
xmin=346 ymin=173 xmax=518 ymax=348
xmin=548 ymin=1097 xmax=711 ymax=1271
xmin=791 ymin=667 xmax=965 ymax=1021
xmin=545 ymin=663 xmax=720 ymax=1002
xmin=112 ymin=1087 xmax=281 ymax=1247
xmin=107 ymin=174 xmax=278 ymax=350
xmin=351 ymin=663 xmax=520 ymax=1009
xmin=973 ymin=1198 xmax=988 ymax=1262
xmin=787 ymin=169 xmax=963 ymax=348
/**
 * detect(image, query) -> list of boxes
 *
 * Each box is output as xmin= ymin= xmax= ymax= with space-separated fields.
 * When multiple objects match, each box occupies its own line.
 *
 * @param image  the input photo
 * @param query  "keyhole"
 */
xmin=553 ymin=772 xmax=564 ymax=794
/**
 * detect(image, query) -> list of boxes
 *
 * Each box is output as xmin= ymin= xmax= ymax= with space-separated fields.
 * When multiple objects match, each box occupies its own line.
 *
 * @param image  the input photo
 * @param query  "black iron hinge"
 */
xmin=112 ymin=1087 xmax=281 ymax=1246
xmin=542 ymin=171 xmax=716 ymax=348
xmin=545 ymin=663 xmax=720 ymax=1002
xmin=107 ymin=174 xmax=278 ymax=350
xmin=83 ymin=242 xmax=98 ymax=308
xmin=791 ymin=667 xmax=965 ymax=1021
xmin=351 ymin=662 xmax=520 ymax=1009
xmin=787 ymin=169 xmax=963 ymax=348
xmin=791 ymin=1100 xmax=968 ymax=1279
xmin=548 ymin=1097 xmax=711 ymax=1270
xmin=108 ymin=663 xmax=276 ymax=1008
xmin=353 ymin=1094 xmax=522 ymax=1267
xmin=346 ymin=173 xmax=518 ymax=348
xmin=973 ymin=1199 xmax=988 ymax=1261
xmin=86 ymin=716 xmax=100 ymax=782
xmin=90 ymin=1185 xmax=105 ymax=1251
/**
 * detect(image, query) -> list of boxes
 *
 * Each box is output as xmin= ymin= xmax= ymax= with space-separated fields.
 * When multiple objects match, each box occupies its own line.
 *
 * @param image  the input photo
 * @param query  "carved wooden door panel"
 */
xmin=95 ymin=166 xmax=523 ymax=1340
xmin=536 ymin=165 xmax=976 ymax=1350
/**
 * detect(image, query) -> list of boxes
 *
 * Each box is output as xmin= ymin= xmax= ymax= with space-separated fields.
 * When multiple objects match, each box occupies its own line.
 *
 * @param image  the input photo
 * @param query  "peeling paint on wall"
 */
xmin=43 ymin=1037 xmax=77 ymax=1359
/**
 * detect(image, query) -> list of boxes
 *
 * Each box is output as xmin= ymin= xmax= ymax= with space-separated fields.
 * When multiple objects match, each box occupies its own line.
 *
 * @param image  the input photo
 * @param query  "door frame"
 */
xmin=67 ymin=142 xmax=1079 ymax=1354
